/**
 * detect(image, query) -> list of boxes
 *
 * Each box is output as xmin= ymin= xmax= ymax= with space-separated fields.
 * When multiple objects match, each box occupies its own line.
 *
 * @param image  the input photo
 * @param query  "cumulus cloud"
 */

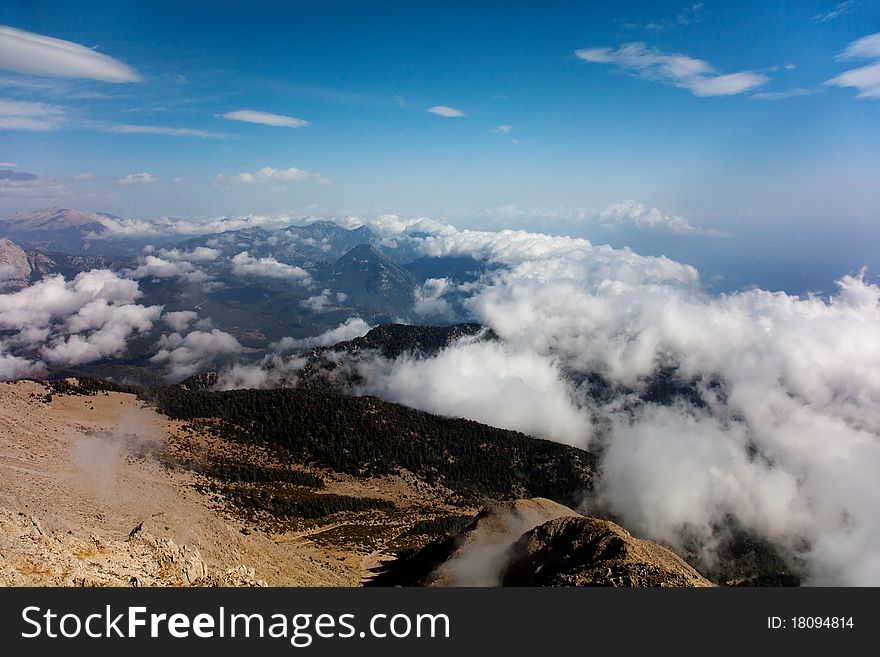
xmin=214 ymin=166 xmax=328 ymax=186
xmin=0 ymin=350 xmax=44 ymax=379
xmin=427 ymin=105 xmax=465 ymax=117
xmin=575 ymin=42 xmax=768 ymax=96
xmin=827 ymin=33 xmax=880 ymax=98
xmin=383 ymin=221 xmax=880 ymax=584
xmin=217 ymin=109 xmax=310 ymax=128
xmin=150 ymin=329 xmax=242 ymax=382
xmin=366 ymin=340 xmax=592 ymax=446
xmin=117 ymin=172 xmax=158 ymax=186
xmin=126 ymin=254 xmax=211 ymax=285
xmin=0 ymin=25 xmax=141 ymax=82
xmin=493 ymin=124 xmax=513 ymax=134
xmin=212 ymin=355 xmax=307 ymax=391
xmin=301 ymin=288 xmax=347 ymax=313
xmin=413 ymin=278 xmax=455 ymax=318
xmin=230 ymin=251 xmax=311 ymax=282
xmin=474 ymin=201 xmax=725 ymax=236
xmin=272 ymin=317 xmax=372 ymax=353
xmin=0 ymin=98 xmax=64 ymax=130
xmin=600 ymin=200 xmax=728 ymax=236
xmin=41 ymin=301 xmax=161 ymax=365
xmin=0 ymin=269 xmax=160 ymax=373
xmin=162 ymin=310 xmax=199 ymax=333
xmin=156 ymin=246 xmax=220 ymax=262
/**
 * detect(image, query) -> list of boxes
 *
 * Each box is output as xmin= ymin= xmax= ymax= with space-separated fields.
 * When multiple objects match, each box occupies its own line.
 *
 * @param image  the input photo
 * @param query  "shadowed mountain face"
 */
xmin=178 ymin=221 xmax=382 ymax=267
xmin=1 ymin=237 xmax=135 ymax=290
xmin=316 ymin=244 xmax=418 ymax=316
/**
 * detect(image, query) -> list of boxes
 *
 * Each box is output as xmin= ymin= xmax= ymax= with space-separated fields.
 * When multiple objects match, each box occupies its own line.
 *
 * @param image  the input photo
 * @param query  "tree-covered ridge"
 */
xmin=323 ymin=322 xmax=494 ymax=359
xmin=141 ymin=386 xmax=595 ymax=507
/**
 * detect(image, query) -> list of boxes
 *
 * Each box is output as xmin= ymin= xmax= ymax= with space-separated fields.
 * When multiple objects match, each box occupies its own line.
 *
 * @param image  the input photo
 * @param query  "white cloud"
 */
xmin=413 ymin=277 xmax=455 ymax=318
xmin=600 ymin=200 xmax=728 ymax=236
xmin=0 ymin=350 xmax=44 ymax=379
xmin=230 ymin=251 xmax=311 ymax=282
xmin=814 ymin=1 xmax=856 ymax=22
xmin=752 ymin=87 xmax=817 ymax=101
xmin=0 ymin=25 xmax=141 ymax=82
xmin=100 ymin=123 xmax=226 ymax=139
xmin=493 ymin=124 xmax=513 ymax=134
xmin=217 ymin=109 xmax=310 ymax=128
xmin=0 ymin=98 xmax=64 ymax=130
xmin=117 ymin=172 xmax=157 ymax=186
xmin=126 ymin=255 xmax=210 ymax=284
xmin=827 ymin=33 xmax=880 ymax=98
xmin=839 ymin=32 xmax=880 ymax=59
xmin=427 ymin=105 xmax=465 ymax=117
xmin=156 ymin=246 xmax=220 ymax=262
xmin=575 ymin=42 xmax=768 ymax=97
xmin=215 ymin=166 xmax=328 ymax=186
xmin=388 ymin=222 xmax=880 ymax=584
xmin=366 ymin=340 xmax=592 ymax=446
xmin=301 ymin=288 xmax=344 ymax=313
xmin=150 ymin=329 xmax=242 ymax=382
xmin=0 ymin=269 xmax=160 ymax=372
xmin=272 ymin=317 xmax=372 ymax=352
xmin=162 ymin=310 xmax=199 ymax=333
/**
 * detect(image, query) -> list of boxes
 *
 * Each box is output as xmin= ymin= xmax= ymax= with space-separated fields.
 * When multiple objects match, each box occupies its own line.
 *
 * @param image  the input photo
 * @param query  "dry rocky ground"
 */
xmin=0 ymin=379 xmax=462 ymax=586
xmin=0 ymin=379 xmax=717 ymax=588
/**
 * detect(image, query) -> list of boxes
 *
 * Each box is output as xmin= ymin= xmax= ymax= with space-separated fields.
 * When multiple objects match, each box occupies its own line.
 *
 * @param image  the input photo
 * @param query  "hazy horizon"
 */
xmin=2 ymin=1 xmax=880 ymax=294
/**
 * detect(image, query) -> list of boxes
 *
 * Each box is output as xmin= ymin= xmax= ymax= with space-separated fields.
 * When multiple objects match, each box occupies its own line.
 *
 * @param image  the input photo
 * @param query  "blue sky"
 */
xmin=1 ymin=0 xmax=879 ymax=293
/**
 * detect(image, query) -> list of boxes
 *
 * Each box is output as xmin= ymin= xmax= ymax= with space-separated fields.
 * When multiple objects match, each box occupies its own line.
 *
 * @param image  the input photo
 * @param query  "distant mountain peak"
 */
xmin=335 ymin=243 xmax=386 ymax=264
xmin=5 ymin=207 xmax=119 ymax=229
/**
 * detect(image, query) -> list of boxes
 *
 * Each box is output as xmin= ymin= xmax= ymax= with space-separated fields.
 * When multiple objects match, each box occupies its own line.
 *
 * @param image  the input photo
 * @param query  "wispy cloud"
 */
xmin=217 ymin=109 xmax=310 ymax=128
xmin=752 ymin=87 xmax=817 ymax=101
xmin=117 ymin=172 xmax=158 ymax=186
xmin=814 ymin=1 xmax=856 ymax=22
xmin=642 ymin=2 xmax=705 ymax=31
xmin=214 ymin=165 xmax=328 ymax=186
xmin=493 ymin=124 xmax=513 ymax=134
xmin=427 ymin=105 xmax=466 ymax=117
xmin=0 ymin=98 xmax=64 ymax=130
xmin=98 ymin=122 xmax=227 ymax=138
xmin=827 ymin=32 xmax=880 ymax=98
xmin=575 ymin=42 xmax=768 ymax=97
xmin=0 ymin=25 xmax=141 ymax=82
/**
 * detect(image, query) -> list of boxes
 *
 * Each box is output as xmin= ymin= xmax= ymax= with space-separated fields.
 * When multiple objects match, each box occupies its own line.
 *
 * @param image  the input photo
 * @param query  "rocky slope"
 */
xmin=0 ymin=508 xmax=265 ymax=587
xmin=501 ymin=516 xmax=713 ymax=587
xmin=0 ymin=237 xmax=31 ymax=290
xmin=0 ymin=379 xmax=468 ymax=586
xmin=368 ymin=498 xmax=714 ymax=587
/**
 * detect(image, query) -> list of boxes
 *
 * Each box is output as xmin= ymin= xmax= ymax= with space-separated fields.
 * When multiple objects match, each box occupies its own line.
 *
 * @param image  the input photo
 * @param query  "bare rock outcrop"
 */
xmin=0 ymin=237 xmax=31 ymax=290
xmin=0 ymin=507 xmax=265 ymax=587
xmin=501 ymin=516 xmax=714 ymax=587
